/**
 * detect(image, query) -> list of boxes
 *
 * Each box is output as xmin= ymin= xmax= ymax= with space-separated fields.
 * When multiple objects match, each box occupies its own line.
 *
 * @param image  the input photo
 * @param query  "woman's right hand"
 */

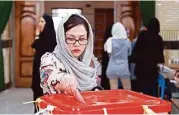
xmin=55 ymin=74 xmax=77 ymax=94
xmin=54 ymin=74 xmax=86 ymax=104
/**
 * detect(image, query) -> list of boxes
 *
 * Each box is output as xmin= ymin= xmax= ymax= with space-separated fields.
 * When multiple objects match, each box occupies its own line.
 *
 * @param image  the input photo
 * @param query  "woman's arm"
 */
xmin=31 ymin=39 xmax=38 ymax=49
xmin=157 ymin=36 xmax=165 ymax=64
xmin=104 ymin=37 xmax=112 ymax=54
xmin=40 ymin=53 xmax=76 ymax=94
xmin=31 ymin=27 xmax=40 ymax=48
xmin=40 ymin=53 xmax=86 ymax=103
xmin=40 ymin=53 xmax=66 ymax=94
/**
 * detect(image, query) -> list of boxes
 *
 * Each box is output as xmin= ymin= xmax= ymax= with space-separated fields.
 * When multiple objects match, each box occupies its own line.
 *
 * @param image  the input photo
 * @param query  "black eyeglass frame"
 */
xmin=65 ymin=39 xmax=88 ymax=45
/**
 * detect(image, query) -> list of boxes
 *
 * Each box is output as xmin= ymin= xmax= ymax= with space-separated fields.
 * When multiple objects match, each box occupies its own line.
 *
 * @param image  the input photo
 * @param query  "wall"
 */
xmin=2 ymin=21 xmax=11 ymax=87
xmin=156 ymin=1 xmax=179 ymax=31
xmin=45 ymin=1 xmax=140 ymax=40
xmin=156 ymin=1 xmax=179 ymax=64
xmin=45 ymin=1 xmax=114 ymax=29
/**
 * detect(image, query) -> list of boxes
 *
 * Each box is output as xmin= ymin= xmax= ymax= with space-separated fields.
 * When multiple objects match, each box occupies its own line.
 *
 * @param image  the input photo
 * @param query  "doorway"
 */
xmin=15 ymin=1 xmax=41 ymax=87
xmin=94 ymin=9 xmax=114 ymax=63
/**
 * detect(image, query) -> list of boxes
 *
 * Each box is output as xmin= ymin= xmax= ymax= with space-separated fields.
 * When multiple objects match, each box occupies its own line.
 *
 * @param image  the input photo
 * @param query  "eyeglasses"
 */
xmin=66 ymin=38 xmax=88 ymax=45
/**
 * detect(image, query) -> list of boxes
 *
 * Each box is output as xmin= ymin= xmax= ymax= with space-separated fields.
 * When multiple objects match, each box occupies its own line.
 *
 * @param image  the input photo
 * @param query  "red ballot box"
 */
xmin=37 ymin=90 xmax=171 ymax=114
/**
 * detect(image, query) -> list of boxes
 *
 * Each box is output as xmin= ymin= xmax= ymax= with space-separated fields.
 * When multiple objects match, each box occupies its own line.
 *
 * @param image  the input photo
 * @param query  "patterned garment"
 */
xmin=40 ymin=52 xmax=100 ymax=94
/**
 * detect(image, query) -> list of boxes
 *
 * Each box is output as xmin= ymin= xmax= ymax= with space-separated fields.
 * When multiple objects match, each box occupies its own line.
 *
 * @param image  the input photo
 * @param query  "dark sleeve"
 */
xmin=130 ymin=41 xmax=137 ymax=63
xmin=31 ymin=41 xmax=36 ymax=48
xmin=41 ymin=32 xmax=57 ymax=52
xmin=130 ymin=31 xmax=146 ymax=63
xmin=31 ymin=39 xmax=38 ymax=49
xmin=158 ymin=35 xmax=165 ymax=63
xmin=31 ymin=39 xmax=41 ymax=49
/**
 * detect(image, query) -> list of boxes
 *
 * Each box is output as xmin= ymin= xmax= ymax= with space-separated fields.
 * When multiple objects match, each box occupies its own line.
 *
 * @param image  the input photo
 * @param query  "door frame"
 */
xmin=94 ymin=8 xmax=114 ymax=63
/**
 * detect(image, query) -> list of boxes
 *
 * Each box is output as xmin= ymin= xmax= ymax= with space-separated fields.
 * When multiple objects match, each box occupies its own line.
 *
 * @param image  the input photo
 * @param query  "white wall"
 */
xmin=2 ymin=22 xmax=11 ymax=85
xmin=45 ymin=1 xmax=114 ymax=29
xmin=156 ymin=1 xmax=179 ymax=41
xmin=156 ymin=1 xmax=179 ymax=30
xmin=156 ymin=1 xmax=179 ymax=64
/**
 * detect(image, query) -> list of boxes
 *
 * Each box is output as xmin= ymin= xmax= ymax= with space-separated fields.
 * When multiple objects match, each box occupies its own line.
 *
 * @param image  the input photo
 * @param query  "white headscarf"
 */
xmin=104 ymin=22 xmax=128 ymax=53
xmin=53 ymin=13 xmax=98 ymax=91
xmin=111 ymin=22 xmax=127 ymax=39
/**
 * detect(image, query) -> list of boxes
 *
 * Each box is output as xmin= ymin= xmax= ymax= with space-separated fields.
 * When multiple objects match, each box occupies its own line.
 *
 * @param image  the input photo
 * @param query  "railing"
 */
xmin=160 ymin=30 xmax=179 ymax=41
xmin=161 ymin=30 xmax=179 ymax=66
xmin=159 ymin=30 xmax=179 ymax=49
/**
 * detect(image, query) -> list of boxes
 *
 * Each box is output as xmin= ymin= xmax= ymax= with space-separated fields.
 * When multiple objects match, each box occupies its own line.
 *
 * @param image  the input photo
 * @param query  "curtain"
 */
xmin=0 ymin=1 xmax=12 ymax=90
xmin=140 ymin=1 xmax=155 ymax=27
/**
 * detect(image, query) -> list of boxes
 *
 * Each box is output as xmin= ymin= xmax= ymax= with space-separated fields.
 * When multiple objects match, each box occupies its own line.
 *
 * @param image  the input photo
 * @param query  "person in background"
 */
xmin=31 ymin=14 xmax=57 ymax=113
xmin=134 ymin=17 xmax=164 ymax=97
xmin=130 ymin=26 xmax=147 ymax=91
xmin=104 ymin=22 xmax=132 ymax=90
xmin=173 ymin=72 xmax=179 ymax=88
xmin=40 ymin=13 xmax=102 ymax=103
xmin=101 ymin=24 xmax=112 ymax=90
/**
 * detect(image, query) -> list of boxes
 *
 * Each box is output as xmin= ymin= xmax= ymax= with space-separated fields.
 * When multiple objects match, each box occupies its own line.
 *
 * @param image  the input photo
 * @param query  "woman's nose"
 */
xmin=74 ymin=41 xmax=80 ymax=46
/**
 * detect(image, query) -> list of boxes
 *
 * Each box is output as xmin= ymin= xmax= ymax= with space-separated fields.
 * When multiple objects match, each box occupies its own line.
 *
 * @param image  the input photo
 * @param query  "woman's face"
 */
xmin=65 ymin=24 xmax=88 ymax=59
xmin=38 ymin=17 xmax=46 ymax=32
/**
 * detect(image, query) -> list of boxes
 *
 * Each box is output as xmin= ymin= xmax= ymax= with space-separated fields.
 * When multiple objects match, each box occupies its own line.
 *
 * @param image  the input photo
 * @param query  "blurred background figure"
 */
xmin=104 ymin=22 xmax=131 ymax=90
xmin=31 ymin=14 xmax=57 ymax=113
xmin=101 ymin=25 xmax=112 ymax=90
xmin=130 ymin=26 xmax=147 ymax=91
xmin=174 ymin=72 xmax=179 ymax=88
xmin=134 ymin=17 xmax=164 ymax=97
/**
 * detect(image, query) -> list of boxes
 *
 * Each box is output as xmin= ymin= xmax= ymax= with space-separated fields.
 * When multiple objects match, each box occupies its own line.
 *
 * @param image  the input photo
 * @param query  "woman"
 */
xmin=40 ymin=13 xmax=102 ymax=102
xmin=172 ymin=72 xmax=179 ymax=88
xmin=134 ymin=17 xmax=164 ymax=97
xmin=104 ymin=22 xmax=132 ymax=90
xmin=130 ymin=26 xmax=147 ymax=91
xmin=101 ymin=24 xmax=112 ymax=90
xmin=31 ymin=14 xmax=57 ymax=112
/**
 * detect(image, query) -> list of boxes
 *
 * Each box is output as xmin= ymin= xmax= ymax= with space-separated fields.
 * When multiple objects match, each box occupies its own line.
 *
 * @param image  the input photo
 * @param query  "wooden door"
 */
xmin=15 ymin=1 xmax=41 ymax=87
xmin=94 ymin=9 xmax=114 ymax=63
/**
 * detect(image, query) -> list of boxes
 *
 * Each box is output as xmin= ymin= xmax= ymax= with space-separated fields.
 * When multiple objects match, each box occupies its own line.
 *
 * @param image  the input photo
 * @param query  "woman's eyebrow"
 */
xmin=79 ymin=35 xmax=86 ymax=37
xmin=66 ymin=34 xmax=86 ymax=37
xmin=66 ymin=34 xmax=74 ymax=37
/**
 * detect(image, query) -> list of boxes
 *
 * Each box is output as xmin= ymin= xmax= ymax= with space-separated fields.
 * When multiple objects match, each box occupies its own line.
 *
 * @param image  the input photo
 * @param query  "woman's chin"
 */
xmin=72 ymin=53 xmax=81 ymax=58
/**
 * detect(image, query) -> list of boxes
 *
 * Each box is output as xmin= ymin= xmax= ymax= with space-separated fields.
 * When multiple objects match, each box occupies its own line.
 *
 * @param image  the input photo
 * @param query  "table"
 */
xmin=171 ymin=99 xmax=179 ymax=114
xmin=167 ymin=64 xmax=179 ymax=70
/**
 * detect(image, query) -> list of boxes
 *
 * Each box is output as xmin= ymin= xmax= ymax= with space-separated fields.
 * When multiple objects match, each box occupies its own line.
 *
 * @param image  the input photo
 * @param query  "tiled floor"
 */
xmin=0 ymin=88 xmax=34 ymax=114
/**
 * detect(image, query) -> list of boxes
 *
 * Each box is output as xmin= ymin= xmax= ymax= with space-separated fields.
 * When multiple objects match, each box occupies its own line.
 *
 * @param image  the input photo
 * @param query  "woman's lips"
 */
xmin=72 ymin=49 xmax=80 ymax=53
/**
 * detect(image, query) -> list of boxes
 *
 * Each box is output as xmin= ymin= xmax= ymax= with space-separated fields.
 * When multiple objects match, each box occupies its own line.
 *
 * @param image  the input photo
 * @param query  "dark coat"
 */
xmin=101 ymin=24 xmax=113 ymax=90
xmin=134 ymin=17 xmax=164 ymax=89
xmin=31 ymin=14 xmax=57 ymax=97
